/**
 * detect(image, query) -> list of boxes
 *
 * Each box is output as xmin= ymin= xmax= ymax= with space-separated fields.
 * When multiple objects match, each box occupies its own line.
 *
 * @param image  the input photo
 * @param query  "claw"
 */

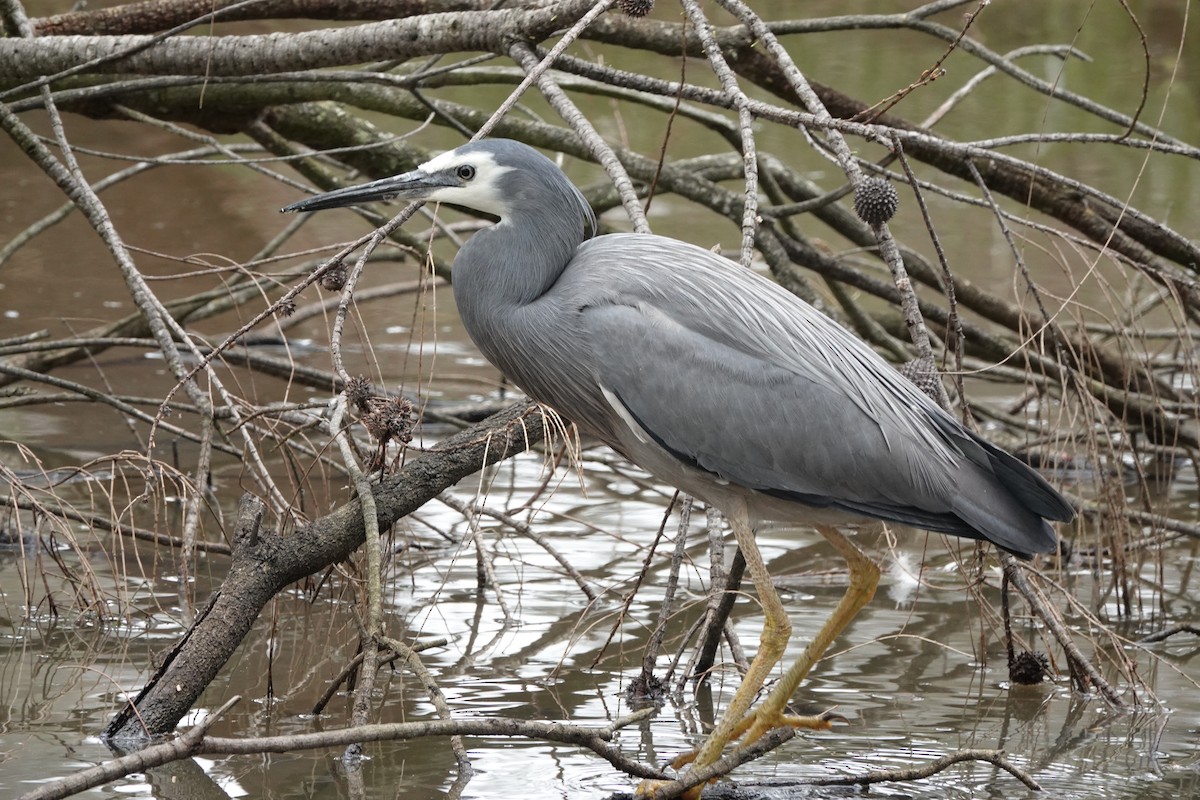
xmin=774 ymin=706 xmax=848 ymax=730
xmin=669 ymin=749 xmax=699 ymax=771
xmin=634 ymin=778 xmax=706 ymax=800
xmin=817 ymin=707 xmax=850 ymax=726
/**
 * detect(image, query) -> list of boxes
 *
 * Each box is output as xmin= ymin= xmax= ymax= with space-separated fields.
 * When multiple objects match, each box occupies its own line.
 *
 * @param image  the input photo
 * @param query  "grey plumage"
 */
xmin=283 ymin=137 xmax=1074 ymax=784
xmin=284 ymin=138 xmax=1073 ymax=559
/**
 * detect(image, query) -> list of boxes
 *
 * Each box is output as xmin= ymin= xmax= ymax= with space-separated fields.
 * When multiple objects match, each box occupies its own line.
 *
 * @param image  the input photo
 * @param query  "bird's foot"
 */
xmin=634 ymin=708 xmax=846 ymax=799
xmin=667 ymin=706 xmax=846 ymax=771
xmin=633 ymin=778 xmax=704 ymax=800
xmin=736 ymin=706 xmax=847 ymax=747
xmin=729 ymin=707 xmax=846 ymax=763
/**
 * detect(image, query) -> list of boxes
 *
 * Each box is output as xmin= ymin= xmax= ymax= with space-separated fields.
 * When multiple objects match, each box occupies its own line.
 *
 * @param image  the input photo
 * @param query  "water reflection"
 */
xmin=1 ymin=444 xmax=1196 ymax=797
xmin=2 ymin=1 xmax=1199 ymax=798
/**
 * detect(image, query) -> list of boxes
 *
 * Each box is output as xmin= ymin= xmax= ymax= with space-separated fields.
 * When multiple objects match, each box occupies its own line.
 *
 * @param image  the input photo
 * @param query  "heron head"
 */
xmin=280 ymin=142 xmax=510 ymax=216
xmin=280 ymin=140 xmax=594 ymax=238
xmin=282 ymin=140 xmax=597 ymax=239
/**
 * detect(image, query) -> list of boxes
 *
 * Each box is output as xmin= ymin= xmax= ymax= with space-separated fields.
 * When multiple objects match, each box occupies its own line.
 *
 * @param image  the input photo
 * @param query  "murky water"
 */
xmin=2 ymin=0 xmax=1199 ymax=798
xmin=3 ymin=470 xmax=1198 ymax=799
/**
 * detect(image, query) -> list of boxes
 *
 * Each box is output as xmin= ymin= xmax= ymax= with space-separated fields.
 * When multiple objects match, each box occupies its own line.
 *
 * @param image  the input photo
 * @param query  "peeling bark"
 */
xmin=5 ymin=1 xmax=593 ymax=79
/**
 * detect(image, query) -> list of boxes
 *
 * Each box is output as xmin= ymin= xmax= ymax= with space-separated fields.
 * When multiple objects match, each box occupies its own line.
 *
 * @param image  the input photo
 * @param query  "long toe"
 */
xmin=634 ymin=778 xmax=705 ymax=800
xmin=640 ymin=709 xmax=844 ymax=799
xmin=738 ymin=706 xmax=845 ymax=746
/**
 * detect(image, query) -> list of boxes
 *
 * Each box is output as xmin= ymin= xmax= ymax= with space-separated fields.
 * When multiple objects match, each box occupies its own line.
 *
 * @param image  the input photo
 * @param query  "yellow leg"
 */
xmin=638 ymin=524 xmax=879 ymax=799
xmin=684 ymin=502 xmax=793 ymax=771
xmin=735 ymin=525 xmax=879 ymax=746
xmin=636 ymin=501 xmax=788 ymax=799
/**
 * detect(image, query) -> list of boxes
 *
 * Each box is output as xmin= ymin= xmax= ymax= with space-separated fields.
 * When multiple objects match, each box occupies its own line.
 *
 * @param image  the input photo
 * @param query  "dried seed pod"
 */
xmin=853 ymin=177 xmax=899 ymax=226
xmin=897 ymin=356 xmax=941 ymax=403
xmin=319 ymin=263 xmax=348 ymax=291
xmin=344 ymin=375 xmax=373 ymax=412
xmin=1009 ymin=650 xmax=1051 ymax=685
xmin=624 ymin=673 xmax=665 ymax=705
xmin=362 ymin=395 xmax=415 ymax=446
xmin=617 ymin=0 xmax=653 ymax=17
xmin=380 ymin=396 xmax=415 ymax=444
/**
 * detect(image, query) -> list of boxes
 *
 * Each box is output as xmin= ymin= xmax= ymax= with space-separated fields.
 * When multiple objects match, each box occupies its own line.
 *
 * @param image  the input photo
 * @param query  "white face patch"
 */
xmin=419 ymin=149 xmax=514 ymax=218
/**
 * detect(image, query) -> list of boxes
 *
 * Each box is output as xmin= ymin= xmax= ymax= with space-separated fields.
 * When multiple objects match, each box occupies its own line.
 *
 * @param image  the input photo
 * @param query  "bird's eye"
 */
xmin=456 ymin=164 xmax=476 ymax=181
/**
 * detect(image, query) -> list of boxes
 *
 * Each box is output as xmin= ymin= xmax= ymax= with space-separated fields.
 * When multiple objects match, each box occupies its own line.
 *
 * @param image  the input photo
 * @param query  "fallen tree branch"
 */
xmin=24 ymin=707 xmax=660 ymax=800
xmin=104 ymin=400 xmax=548 ymax=742
xmin=18 ymin=696 xmax=242 ymax=800
xmin=1138 ymin=623 xmax=1200 ymax=644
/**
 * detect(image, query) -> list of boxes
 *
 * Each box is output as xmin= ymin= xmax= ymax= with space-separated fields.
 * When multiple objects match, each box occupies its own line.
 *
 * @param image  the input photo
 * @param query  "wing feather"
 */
xmin=536 ymin=234 xmax=1069 ymax=555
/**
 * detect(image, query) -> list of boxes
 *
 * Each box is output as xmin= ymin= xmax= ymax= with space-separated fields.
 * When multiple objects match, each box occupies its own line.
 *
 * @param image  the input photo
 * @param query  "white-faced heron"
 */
xmin=283 ymin=138 xmax=1074 ymax=794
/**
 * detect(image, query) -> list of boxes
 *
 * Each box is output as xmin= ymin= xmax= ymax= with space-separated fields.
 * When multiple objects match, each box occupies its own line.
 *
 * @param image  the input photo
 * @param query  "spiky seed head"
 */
xmin=382 ymin=397 xmax=415 ymax=444
xmin=624 ymin=673 xmax=665 ymax=706
xmin=362 ymin=410 xmax=387 ymax=443
xmin=363 ymin=396 xmax=414 ymax=446
xmin=345 ymin=375 xmax=373 ymax=412
xmin=1009 ymin=649 xmax=1050 ymax=685
xmin=617 ymin=0 xmax=653 ymax=17
xmin=320 ymin=263 xmax=348 ymax=292
xmin=897 ymin=356 xmax=941 ymax=402
xmin=854 ymin=177 xmax=899 ymax=226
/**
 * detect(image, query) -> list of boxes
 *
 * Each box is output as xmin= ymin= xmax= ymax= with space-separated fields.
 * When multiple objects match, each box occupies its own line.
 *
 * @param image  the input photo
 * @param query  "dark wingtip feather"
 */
xmin=984 ymin=442 xmax=1077 ymax=523
xmin=915 ymin=411 xmax=1072 ymax=556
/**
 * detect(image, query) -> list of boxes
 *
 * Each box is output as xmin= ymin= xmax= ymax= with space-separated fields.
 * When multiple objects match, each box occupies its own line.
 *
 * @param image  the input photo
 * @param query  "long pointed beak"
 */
xmin=281 ymin=168 xmax=442 ymax=213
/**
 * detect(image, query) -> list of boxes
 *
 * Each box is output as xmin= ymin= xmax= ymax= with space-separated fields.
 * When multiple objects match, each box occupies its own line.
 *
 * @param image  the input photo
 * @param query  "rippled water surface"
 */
xmin=2 ymin=0 xmax=1199 ymax=798
xmin=3 ymin=456 xmax=1197 ymax=798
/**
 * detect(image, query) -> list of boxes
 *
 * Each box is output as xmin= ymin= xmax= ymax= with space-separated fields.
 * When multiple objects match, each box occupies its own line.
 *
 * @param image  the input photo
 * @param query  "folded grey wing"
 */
xmin=581 ymin=300 xmax=1065 ymax=556
xmin=583 ymin=303 xmax=959 ymax=514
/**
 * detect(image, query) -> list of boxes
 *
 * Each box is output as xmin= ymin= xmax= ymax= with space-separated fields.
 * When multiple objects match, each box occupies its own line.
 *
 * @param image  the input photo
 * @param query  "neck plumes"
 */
xmin=450 ymin=166 xmax=594 ymax=388
xmin=452 ymin=200 xmax=586 ymax=331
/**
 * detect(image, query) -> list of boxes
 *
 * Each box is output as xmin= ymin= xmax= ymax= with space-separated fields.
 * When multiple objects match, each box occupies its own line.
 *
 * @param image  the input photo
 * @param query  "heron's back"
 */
xmin=464 ymin=229 xmax=1073 ymax=559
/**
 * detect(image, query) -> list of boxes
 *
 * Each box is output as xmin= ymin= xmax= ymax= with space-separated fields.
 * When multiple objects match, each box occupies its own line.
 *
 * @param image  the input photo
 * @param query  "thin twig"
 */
xmin=441 ymin=494 xmax=598 ymax=602
xmin=1001 ymin=554 xmax=1124 ymax=706
xmin=327 ymin=394 xmax=384 ymax=756
xmin=809 ymin=747 xmax=1040 ymax=791
xmin=507 ymin=38 xmax=649 ymax=233
xmin=640 ymin=495 xmax=692 ymax=687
